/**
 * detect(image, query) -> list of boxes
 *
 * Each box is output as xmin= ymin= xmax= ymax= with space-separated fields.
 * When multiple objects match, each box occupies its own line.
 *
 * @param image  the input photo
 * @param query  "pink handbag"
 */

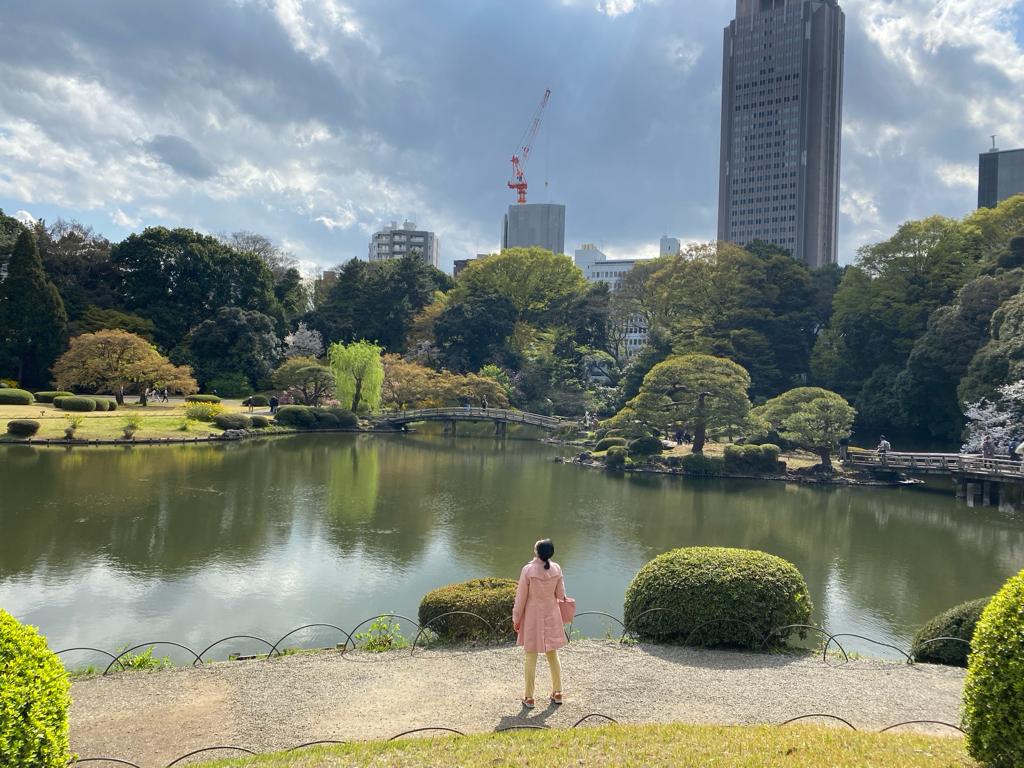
xmin=558 ymin=597 xmax=576 ymax=624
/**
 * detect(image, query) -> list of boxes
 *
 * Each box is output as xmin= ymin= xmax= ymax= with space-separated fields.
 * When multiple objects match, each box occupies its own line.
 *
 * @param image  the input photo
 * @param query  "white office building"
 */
xmin=369 ymin=221 xmax=440 ymax=269
xmin=660 ymin=236 xmax=681 ymax=257
xmin=574 ymin=244 xmax=653 ymax=356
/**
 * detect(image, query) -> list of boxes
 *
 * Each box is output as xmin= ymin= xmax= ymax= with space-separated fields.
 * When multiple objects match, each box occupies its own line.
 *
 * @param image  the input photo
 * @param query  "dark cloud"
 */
xmin=146 ymin=135 xmax=217 ymax=180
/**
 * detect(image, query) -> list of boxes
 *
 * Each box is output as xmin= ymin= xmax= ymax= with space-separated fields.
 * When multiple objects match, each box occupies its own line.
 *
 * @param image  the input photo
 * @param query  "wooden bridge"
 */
xmin=371 ymin=407 xmax=569 ymax=434
xmin=844 ymin=450 xmax=1024 ymax=508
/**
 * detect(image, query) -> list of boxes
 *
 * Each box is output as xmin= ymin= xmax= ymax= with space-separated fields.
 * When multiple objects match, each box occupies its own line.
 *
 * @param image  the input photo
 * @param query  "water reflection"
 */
xmin=0 ymin=434 xmax=1022 ymax=659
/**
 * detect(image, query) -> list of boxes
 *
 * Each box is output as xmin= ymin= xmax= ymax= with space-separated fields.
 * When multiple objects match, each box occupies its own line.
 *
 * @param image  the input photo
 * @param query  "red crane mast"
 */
xmin=508 ymin=88 xmax=551 ymax=204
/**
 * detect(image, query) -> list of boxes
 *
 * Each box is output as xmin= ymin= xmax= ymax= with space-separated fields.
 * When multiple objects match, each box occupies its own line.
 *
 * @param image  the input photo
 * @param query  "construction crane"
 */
xmin=508 ymin=88 xmax=551 ymax=204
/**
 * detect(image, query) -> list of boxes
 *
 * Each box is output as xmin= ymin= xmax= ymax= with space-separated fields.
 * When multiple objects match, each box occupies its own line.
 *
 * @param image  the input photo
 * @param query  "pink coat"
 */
xmin=512 ymin=558 xmax=568 ymax=653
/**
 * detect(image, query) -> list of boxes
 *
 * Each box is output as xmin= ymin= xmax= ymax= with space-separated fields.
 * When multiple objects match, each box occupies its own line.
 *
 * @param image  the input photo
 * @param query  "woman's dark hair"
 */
xmin=536 ymin=539 xmax=554 ymax=569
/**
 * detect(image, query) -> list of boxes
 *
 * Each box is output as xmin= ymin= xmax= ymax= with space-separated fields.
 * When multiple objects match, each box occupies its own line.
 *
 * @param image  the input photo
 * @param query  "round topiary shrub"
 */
xmin=185 ymin=394 xmax=222 ymax=404
xmin=312 ymin=410 xmax=340 ymax=428
xmin=274 ymin=405 xmax=317 ymax=429
xmin=242 ymin=395 xmax=270 ymax=407
xmin=911 ymin=597 xmax=989 ymax=667
xmin=32 ymin=392 xmax=73 ymax=404
xmin=628 ymin=435 xmax=663 ymax=458
xmin=6 ymin=420 xmax=40 ymax=438
xmin=90 ymin=398 xmax=110 ymax=412
xmin=213 ymin=413 xmax=252 ymax=430
xmin=326 ymin=407 xmax=358 ymax=427
xmin=184 ymin=402 xmax=223 ymax=422
xmin=963 ymin=569 xmax=1024 ymax=767
xmin=0 ymin=609 xmax=71 ymax=767
xmin=623 ymin=547 xmax=812 ymax=649
xmin=595 ymin=437 xmax=627 ymax=452
xmin=605 ymin=444 xmax=628 ymax=470
xmin=0 ymin=388 xmax=35 ymax=406
xmin=55 ymin=396 xmax=97 ymax=412
xmin=418 ymin=578 xmax=517 ymax=642
xmin=679 ymin=454 xmax=725 ymax=476
xmin=250 ymin=415 xmax=271 ymax=429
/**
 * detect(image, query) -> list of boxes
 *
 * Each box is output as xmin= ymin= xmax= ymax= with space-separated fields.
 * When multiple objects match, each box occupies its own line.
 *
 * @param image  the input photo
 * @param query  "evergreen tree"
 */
xmin=0 ymin=229 xmax=67 ymax=386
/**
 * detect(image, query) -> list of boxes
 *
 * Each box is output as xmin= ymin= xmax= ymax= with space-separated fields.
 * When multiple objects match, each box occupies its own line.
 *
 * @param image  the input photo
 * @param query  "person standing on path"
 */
xmin=513 ymin=539 xmax=568 ymax=709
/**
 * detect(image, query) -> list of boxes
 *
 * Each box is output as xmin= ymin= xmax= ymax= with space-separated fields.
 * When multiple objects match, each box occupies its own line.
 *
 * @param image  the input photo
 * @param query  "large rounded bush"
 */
xmin=628 ymin=435 xmax=663 ymax=458
xmin=418 ymin=578 xmax=517 ymax=642
xmin=605 ymin=445 xmax=628 ymax=470
xmin=595 ymin=437 xmax=627 ymax=452
xmin=32 ymin=391 xmax=73 ymax=404
xmin=0 ymin=610 xmax=71 ymax=767
xmin=90 ymin=398 xmax=110 ymax=412
xmin=724 ymin=444 xmax=781 ymax=474
xmin=242 ymin=395 xmax=270 ymax=408
xmin=185 ymin=394 xmax=221 ymax=404
xmin=6 ymin=420 xmax=40 ymax=438
xmin=55 ymin=396 xmax=97 ymax=412
xmin=274 ymin=405 xmax=317 ymax=429
xmin=312 ymin=410 xmax=340 ymax=428
xmin=623 ymin=547 xmax=812 ymax=649
xmin=963 ymin=569 xmax=1024 ymax=767
xmin=0 ymin=389 xmax=35 ymax=406
xmin=213 ymin=413 xmax=252 ymax=431
xmin=326 ymin=407 xmax=358 ymax=428
xmin=911 ymin=597 xmax=989 ymax=667
xmin=250 ymin=415 xmax=272 ymax=429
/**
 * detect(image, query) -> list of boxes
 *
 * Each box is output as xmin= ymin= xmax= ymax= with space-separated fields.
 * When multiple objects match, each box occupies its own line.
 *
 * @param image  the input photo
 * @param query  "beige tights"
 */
xmin=523 ymin=650 xmax=562 ymax=699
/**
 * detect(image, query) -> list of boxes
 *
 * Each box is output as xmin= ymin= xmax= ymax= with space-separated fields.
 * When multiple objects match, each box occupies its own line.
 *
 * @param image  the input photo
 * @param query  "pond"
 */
xmin=1 ymin=431 xmax=1022 ymax=662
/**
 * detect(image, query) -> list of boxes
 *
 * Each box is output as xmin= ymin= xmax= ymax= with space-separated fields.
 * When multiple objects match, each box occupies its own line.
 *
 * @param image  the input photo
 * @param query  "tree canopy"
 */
xmin=329 ymin=340 xmax=384 ymax=413
xmin=177 ymin=307 xmax=282 ymax=392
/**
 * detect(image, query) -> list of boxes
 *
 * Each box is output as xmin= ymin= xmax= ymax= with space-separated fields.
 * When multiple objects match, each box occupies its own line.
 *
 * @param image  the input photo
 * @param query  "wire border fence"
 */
xmin=54 ymin=608 xmax=974 ymax=676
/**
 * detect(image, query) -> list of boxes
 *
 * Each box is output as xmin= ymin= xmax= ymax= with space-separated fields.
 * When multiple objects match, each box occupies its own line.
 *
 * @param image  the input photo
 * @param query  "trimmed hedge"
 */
xmin=963 ymin=568 xmax=1024 ymax=767
xmin=243 ymin=395 xmax=270 ymax=407
xmin=605 ymin=445 xmax=628 ymax=470
xmin=250 ymin=415 xmax=272 ymax=428
xmin=32 ymin=391 xmax=73 ymax=404
xmin=312 ymin=410 xmax=340 ymax=428
xmin=274 ymin=405 xmax=358 ymax=430
xmin=675 ymin=454 xmax=725 ymax=476
xmin=327 ymin=408 xmax=359 ymax=428
xmin=0 ymin=389 xmax=34 ymax=406
xmin=628 ymin=435 xmax=663 ymax=458
xmin=724 ymin=444 xmax=781 ymax=474
xmin=623 ymin=547 xmax=812 ymax=649
xmin=55 ymin=396 xmax=96 ymax=412
xmin=274 ymin=405 xmax=317 ymax=429
xmin=90 ymin=398 xmax=110 ymax=412
xmin=418 ymin=578 xmax=517 ymax=642
xmin=185 ymin=394 xmax=222 ymax=404
xmin=911 ymin=597 xmax=989 ymax=667
xmin=595 ymin=437 xmax=627 ymax=452
xmin=6 ymin=420 xmax=40 ymax=438
xmin=213 ymin=413 xmax=252 ymax=430
xmin=0 ymin=609 xmax=71 ymax=767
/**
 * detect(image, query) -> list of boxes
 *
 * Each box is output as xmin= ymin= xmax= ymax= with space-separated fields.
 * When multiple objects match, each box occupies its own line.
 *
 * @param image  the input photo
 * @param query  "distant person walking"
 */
xmin=269 ymin=395 xmax=279 ymax=415
xmin=513 ymin=539 xmax=572 ymax=709
xmin=481 ymin=396 xmax=488 ymax=411
xmin=981 ymin=435 xmax=996 ymax=460
xmin=876 ymin=436 xmax=891 ymax=453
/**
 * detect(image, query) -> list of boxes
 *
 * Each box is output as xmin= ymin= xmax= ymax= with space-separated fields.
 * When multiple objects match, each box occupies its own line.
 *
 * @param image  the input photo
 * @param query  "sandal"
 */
xmin=522 ymin=697 xmax=535 ymax=709
xmin=550 ymin=691 xmax=563 ymax=705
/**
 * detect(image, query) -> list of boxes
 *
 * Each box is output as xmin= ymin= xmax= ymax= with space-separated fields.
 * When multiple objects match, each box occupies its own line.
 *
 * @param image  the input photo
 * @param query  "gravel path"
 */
xmin=70 ymin=641 xmax=966 ymax=766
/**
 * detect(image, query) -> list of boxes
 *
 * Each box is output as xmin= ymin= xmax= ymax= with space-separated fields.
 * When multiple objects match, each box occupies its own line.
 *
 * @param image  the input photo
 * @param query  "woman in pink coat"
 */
xmin=512 ymin=538 xmax=567 ymax=708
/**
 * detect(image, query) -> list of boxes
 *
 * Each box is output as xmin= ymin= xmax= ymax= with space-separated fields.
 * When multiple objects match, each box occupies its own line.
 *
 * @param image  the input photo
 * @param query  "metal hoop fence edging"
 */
xmin=910 ymin=636 xmax=972 ymax=663
xmin=341 ymin=613 xmax=423 ymax=653
xmin=760 ymin=625 xmax=849 ymax=663
xmin=68 ymin=759 xmax=143 ymax=767
xmin=286 ymin=740 xmax=349 ymax=751
xmin=411 ymin=611 xmax=501 ymax=654
xmin=387 ymin=726 xmax=467 ymax=740
xmin=267 ymin=624 xmax=354 ymax=657
xmin=565 ymin=611 xmax=626 ymax=642
xmin=878 ymin=720 xmax=966 ymax=735
xmin=55 ymin=647 xmax=127 ymax=673
xmin=822 ymin=634 xmax=913 ymax=664
xmin=194 ymin=635 xmax=280 ymax=665
xmin=682 ymin=618 xmax=764 ymax=648
xmin=102 ymin=642 xmax=204 ymax=676
xmin=780 ymin=713 xmax=858 ymax=730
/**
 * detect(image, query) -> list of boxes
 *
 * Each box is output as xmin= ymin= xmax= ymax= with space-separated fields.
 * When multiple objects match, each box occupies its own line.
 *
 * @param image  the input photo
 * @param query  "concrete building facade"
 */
xmin=979 ymin=147 xmax=1024 ymax=209
xmin=574 ymin=244 xmax=652 ymax=356
xmin=369 ymin=221 xmax=440 ymax=269
xmin=502 ymin=203 xmax=565 ymax=255
xmin=660 ymin=236 xmax=681 ymax=257
xmin=718 ymin=0 xmax=845 ymax=268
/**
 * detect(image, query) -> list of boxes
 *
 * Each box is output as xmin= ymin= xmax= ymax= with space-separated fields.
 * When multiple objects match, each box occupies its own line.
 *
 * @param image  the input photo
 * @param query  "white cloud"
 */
xmin=840 ymin=188 xmax=881 ymax=226
xmin=13 ymin=209 xmax=34 ymax=224
xmin=596 ymin=0 xmax=642 ymax=16
xmin=111 ymin=208 xmax=141 ymax=228
xmin=935 ymin=162 xmax=976 ymax=189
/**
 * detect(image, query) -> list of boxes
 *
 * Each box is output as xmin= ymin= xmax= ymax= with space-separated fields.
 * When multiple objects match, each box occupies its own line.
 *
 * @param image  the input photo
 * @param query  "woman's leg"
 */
xmin=523 ymin=652 xmax=538 ymax=699
xmin=545 ymin=650 xmax=562 ymax=693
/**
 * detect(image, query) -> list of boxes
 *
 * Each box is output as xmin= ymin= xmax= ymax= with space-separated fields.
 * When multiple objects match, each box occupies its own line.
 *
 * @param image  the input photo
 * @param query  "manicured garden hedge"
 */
xmin=0 ymin=610 xmax=71 ymax=767
xmin=312 ymin=410 xmax=340 ymax=428
xmin=594 ymin=437 xmax=626 ymax=452
xmin=418 ymin=578 xmax=517 ymax=642
xmin=665 ymin=454 xmax=725 ymax=476
xmin=32 ymin=391 xmax=73 ymax=404
xmin=274 ymin=405 xmax=358 ymax=430
xmin=963 ymin=569 xmax=1024 ymax=767
xmin=0 ymin=388 xmax=35 ymax=406
xmin=213 ymin=413 xmax=252 ymax=430
xmin=185 ymin=394 xmax=221 ymax=404
xmin=326 ymin=407 xmax=359 ymax=428
xmin=628 ymin=435 xmax=663 ymax=458
xmin=54 ymin=396 xmax=97 ymax=412
xmin=623 ymin=547 xmax=812 ymax=649
xmin=243 ymin=395 xmax=270 ymax=407
xmin=250 ymin=415 xmax=272 ymax=428
xmin=5 ymin=420 xmax=40 ymax=438
xmin=911 ymin=597 xmax=988 ymax=667
xmin=723 ymin=444 xmax=781 ymax=474
xmin=605 ymin=445 xmax=628 ymax=470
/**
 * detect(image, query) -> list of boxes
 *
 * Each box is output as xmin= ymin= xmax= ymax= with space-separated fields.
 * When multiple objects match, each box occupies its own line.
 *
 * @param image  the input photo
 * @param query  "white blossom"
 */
xmin=961 ymin=380 xmax=1024 ymax=453
xmin=283 ymin=322 xmax=324 ymax=359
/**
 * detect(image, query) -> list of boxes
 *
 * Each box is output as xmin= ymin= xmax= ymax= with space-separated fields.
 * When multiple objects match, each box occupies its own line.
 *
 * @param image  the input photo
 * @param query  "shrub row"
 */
xmin=53 ymin=396 xmax=115 ymax=412
xmin=723 ymin=444 xmax=781 ymax=474
xmin=664 ymin=454 xmax=725 ymax=476
xmin=213 ymin=413 xmax=253 ymax=430
xmin=274 ymin=405 xmax=357 ymax=430
xmin=0 ymin=388 xmax=34 ymax=406
xmin=5 ymin=420 xmax=40 ymax=438
xmin=32 ymin=391 xmax=73 ymax=404
xmin=242 ymin=395 xmax=270 ymax=407
xmin=911 ymin=597 xmax=988 ymax=667
xmin=185 ymin=394 xmax=221 ymax=404
xmin=604 ymin=445 xmax=628 ymax=470
xmin=628 ymin=435 xmax=663 ymax=458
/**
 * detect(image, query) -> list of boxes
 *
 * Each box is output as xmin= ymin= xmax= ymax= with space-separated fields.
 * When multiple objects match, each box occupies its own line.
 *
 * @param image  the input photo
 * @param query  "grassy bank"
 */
xmin=199 ymin=723 xmax=974 ymax=767
xmin=0 ymin=400 xmax=258 ymax=441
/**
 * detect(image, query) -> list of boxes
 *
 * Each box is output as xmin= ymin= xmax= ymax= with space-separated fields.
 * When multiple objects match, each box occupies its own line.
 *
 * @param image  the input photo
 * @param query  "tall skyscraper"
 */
xmin=718 ymin=0 xmax=845 ymax=268
xmin=502 ymin=203 xmax=566 ymax=255
xmin=978 ymin=146 xmax=1024 ymax=209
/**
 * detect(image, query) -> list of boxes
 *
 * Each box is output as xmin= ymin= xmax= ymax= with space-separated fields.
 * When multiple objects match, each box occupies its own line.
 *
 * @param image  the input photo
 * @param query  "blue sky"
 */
xmin=1 ymin=0 xmax=1022 ymax=273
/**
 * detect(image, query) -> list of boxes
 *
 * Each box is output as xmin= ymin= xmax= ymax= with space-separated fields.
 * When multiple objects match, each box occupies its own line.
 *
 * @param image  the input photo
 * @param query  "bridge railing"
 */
xmin=372 ymin=407 xmax=569 ymax=431
xmin=845 ymin=450 xmax=1024 ymax=478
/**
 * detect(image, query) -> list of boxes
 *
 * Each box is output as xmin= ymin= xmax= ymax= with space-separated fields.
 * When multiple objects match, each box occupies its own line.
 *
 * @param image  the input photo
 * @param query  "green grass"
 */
xmin=197 ymin=723 xmax=975 ymax=767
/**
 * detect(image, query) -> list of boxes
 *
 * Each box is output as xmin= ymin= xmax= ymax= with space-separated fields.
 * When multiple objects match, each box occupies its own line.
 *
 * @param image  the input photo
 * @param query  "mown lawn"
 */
xmin=0 ymin=399 xmax=263 ymax=441
xmin=199 ymin=723 xmax=975 ymax=768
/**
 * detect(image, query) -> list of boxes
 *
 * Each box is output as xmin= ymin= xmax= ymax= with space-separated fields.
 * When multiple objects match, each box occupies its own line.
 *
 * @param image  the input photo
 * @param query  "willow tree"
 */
xmin=627 ymin=354 xmax=751 ymax=453
xmin=329 ymin=340 xmax=384 ymax=413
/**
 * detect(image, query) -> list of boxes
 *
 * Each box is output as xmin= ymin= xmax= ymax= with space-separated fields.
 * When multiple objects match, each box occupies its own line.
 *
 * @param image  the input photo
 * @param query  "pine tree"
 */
xmin=0 ymin=229 xmax=67 ymax=385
